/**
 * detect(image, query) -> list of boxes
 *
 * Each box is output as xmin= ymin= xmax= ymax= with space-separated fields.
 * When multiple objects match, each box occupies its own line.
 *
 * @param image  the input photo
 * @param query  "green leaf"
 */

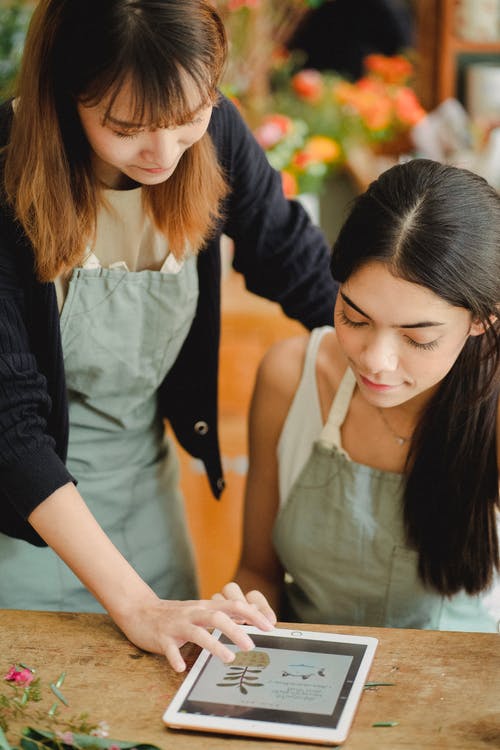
xmin=49 ymin=685 xmax=68 ymax=706
xmin=55 ymin=674 xmax=66 ymax=689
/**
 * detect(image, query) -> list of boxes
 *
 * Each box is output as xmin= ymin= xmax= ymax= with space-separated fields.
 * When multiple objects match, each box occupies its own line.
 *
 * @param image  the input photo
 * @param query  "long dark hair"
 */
xmin=331 ymin=158 xmax=500 ymax=595
xmin=4 ymin=0 xmax=228 ymax=281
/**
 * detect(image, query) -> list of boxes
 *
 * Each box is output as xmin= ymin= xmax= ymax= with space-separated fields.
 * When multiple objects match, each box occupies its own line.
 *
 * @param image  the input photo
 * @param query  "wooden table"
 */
xmin=0 ymin=610 xmax=498 ymax=749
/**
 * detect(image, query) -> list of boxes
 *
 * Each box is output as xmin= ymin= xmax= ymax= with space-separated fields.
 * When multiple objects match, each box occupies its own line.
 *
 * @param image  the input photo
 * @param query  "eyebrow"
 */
xmin=105 ymin=101 xmax=209 ymax=130
xmin=340 ymin=292 xmax=445 ymax=329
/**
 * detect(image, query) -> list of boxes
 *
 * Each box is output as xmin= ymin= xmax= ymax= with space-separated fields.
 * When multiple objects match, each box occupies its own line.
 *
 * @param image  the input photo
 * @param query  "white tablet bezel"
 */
xmin=163 ymin=626 xmax=378 ymax=745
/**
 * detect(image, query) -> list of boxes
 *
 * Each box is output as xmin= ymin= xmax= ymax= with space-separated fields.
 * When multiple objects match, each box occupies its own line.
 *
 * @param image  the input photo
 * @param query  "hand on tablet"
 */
xmin=116 ymin=594 xmax=276 ymax=673
xmin=211 ymin=582 xmax=278 ymax=627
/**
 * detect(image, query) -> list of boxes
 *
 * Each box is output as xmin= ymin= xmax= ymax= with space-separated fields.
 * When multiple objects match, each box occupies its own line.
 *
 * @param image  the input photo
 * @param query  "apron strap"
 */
xmin=318 ymin=367 xmax=356 ymax=449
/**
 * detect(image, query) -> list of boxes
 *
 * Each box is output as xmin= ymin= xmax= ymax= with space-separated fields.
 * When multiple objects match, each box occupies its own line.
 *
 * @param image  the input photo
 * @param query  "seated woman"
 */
xmin=219 ymin=158 xmax=500 ymax=631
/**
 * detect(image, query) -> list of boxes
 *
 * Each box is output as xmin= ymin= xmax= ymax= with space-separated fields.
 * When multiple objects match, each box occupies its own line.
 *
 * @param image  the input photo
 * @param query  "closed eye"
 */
xmin=338 ymin=309 xmax=366 ymax=328
xmin=405 ymin=336 xmax=439 ymax=351
xmin=112 ymin=130 xmax=141 ymax=139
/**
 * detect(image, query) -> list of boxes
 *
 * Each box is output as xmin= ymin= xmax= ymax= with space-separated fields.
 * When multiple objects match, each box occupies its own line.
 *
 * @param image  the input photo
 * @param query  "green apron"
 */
xmin=273 ymin=367 xmax=498 ymax=632
xmin=0 ymin=259 xmax=199 ymax=611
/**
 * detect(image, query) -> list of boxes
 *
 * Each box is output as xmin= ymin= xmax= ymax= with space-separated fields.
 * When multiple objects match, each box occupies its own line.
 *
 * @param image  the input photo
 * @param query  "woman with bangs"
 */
xmin=0 ymin=0 xmax=336 ymax=670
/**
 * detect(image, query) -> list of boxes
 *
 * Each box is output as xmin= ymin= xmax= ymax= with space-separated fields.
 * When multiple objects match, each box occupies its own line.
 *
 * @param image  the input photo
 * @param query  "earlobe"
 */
xmin=469 ymin=314 xmax=497 ymax=337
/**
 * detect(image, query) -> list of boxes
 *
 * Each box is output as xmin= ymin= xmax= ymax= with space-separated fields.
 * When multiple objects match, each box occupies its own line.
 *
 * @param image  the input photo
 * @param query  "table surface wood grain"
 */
xmin=0 ymin=610 xmax=498 ymax=749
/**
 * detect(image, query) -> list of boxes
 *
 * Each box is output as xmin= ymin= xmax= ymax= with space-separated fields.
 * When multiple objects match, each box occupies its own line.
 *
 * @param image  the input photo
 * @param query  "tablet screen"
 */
xmin=175 ymin=631 xmax=368 ymax=728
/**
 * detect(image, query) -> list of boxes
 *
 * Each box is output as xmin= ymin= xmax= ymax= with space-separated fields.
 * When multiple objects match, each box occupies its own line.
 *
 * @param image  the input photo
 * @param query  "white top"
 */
xmin=277 ymin=326 xmax=332 ymax=508
xmin=55 ymin=187 xmax=184 ymax=311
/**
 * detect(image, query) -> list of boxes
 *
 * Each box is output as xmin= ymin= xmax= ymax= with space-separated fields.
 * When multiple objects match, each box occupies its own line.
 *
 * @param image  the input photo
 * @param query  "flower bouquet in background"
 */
xmin=334 ymin=54 xmax=426 ymax=153
xmin=253 ymin=54 xmax=426 ymax=198
xmin=254 ymin=111 xmax=342 ymax=198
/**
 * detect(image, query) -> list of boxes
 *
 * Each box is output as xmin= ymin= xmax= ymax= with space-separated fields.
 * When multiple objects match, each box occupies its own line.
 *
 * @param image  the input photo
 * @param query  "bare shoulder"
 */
xmin=255 ymin=334 xmax=310 ymax=403
xmin=252 ymin=328 xmax=347 ymax=435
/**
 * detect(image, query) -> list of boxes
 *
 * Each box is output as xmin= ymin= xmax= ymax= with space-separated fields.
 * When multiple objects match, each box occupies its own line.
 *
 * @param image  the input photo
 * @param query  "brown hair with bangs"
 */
xmin=3 ymin=0 xmax=229 ymax=281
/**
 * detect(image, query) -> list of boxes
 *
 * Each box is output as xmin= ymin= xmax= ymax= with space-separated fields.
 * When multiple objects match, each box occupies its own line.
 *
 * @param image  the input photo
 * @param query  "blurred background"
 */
xmin=2 ymin=0 xmax=500 ymax=595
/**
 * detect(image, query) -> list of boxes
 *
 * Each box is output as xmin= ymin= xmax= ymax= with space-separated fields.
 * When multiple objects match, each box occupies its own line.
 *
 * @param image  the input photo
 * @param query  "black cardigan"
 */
xmin=0 ymin=96 xmax=337 ymax=545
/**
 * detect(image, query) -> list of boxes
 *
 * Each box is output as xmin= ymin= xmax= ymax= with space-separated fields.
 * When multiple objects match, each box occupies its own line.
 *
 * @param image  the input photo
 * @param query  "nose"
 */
xmin=359 ymin=334 xmax=398 ymax=374
xmin=142 ymin=129 xmax=179 ymax=168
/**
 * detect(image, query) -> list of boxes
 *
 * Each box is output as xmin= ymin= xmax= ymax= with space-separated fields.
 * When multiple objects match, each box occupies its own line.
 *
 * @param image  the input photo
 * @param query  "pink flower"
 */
xmin=4 ymin=665 xmax=34 ymax=685
xmin=254 ymin=114 xmax=293 ymax=149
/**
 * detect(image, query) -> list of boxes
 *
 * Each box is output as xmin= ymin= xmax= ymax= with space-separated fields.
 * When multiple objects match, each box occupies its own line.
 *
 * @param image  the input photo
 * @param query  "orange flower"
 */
xmin=393 ymin=87 xmax=426 ymax=126
xmin=303 ymin=135 xmax=341 ymax=163
xmin=291 ymin=69 xmax=324 ymax=103
xmin=281 ymin=169 xmax=298 ymax=198
xmin=333 ymin=80 xmax=357 ymax=106
xmin=291 ymin=149 xmax=314 ymax=170
xmin=364 ymin=53 xmax=414 ymax=85
xmin=338 ymin=78 xmax=393 ymax=132
xmin=360 ymin=95 xmax=393 ymax=132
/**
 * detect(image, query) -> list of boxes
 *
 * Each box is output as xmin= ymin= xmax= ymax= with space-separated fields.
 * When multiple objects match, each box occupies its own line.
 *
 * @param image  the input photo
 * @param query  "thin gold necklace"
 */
xmin=376 ymin=407 xmax=412 ymax=446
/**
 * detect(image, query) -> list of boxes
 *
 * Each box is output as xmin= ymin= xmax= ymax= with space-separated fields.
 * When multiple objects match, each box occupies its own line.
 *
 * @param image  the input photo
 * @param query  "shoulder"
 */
xmin=255 ymin=334 xmax=309 ymax=405
xmin=208 ymin=94 xmax=248 ymax=147
xmin=207 ymin=94 xmax=268 ymax=180
xmin=254 ymin=327 xmax=344 ymax=419
xmin=248 ymin=334 xmax=311 ymax=462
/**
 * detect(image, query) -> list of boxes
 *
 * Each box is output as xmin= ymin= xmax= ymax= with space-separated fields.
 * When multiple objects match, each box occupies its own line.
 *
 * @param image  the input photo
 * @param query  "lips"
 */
xmin=140 ymin=166 xmax=169 ymax=173
xmin=359 ymin=374 xmax=402 ymax=390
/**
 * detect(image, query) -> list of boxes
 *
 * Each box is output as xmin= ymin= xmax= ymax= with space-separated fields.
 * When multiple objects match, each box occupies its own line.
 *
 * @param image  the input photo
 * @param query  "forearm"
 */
xmin=28 ymin=484 xmax=276 ymax=671
xmin=28 ymin=483 xmax=157 ymax=622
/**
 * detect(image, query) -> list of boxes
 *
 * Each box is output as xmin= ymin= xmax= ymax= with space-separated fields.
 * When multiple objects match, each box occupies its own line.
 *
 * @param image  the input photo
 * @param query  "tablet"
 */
xmin=163 ymin=626 xmax=378 ymax=745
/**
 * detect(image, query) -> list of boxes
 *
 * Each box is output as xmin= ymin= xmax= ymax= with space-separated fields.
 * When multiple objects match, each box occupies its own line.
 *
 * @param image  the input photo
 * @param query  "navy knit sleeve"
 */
xmin=210 ymin=96 xmax=338 ymax=330
xmin=0 ymin=296 xmax=73 ymax=521
xmin=0 ymin=197 xmax=74 ymax=543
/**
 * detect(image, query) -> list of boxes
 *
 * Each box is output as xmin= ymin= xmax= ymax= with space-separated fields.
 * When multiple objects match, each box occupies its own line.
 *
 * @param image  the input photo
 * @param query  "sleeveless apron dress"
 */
xmin=0 ymin=256 xmax=199 ymax=611
xmin=273 ymin=363 xmax=498 ymax=632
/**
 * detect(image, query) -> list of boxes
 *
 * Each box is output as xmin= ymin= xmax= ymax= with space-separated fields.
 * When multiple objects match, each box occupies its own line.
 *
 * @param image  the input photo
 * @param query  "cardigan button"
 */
xmin=216 ymin=477 xmax=226 ymax=492
xmin=194 ymin=420 xmax=209 ymax=435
